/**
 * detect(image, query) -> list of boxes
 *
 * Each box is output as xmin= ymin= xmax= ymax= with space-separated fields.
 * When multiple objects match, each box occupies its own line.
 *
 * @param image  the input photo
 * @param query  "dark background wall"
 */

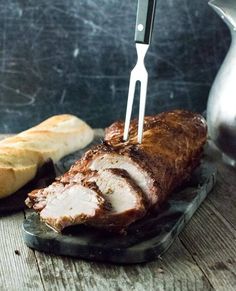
xmin=0 ymin=0 xmax=231 ymax=132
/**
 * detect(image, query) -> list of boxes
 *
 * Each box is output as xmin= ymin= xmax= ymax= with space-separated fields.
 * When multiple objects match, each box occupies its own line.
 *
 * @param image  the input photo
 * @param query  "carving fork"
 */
xmin=123 ymin=0 xmax=157 ymax=143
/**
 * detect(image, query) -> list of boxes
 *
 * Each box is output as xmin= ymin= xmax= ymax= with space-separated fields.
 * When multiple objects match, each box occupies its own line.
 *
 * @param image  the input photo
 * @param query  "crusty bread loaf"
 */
xmin=0 ymin=114 xmax=94 ymax=199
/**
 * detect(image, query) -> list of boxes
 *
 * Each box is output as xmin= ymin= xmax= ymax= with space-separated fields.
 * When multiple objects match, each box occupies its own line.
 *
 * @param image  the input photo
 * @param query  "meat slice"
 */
xmin=26 ymin=182 xmax=64 ymax=211
xmin=88 ymin=151 xmax=157 ymax=207
xmin=57 ymin=168 xmax=146 ymax=230
xmin=26 ymin=181 xmax=107 ymax=232
xmin=70 ymin=110 xmax=207 ymax=209
xmin=27 ymin=168 xmax=146 ymax=232
xmin=86 ymin=168 xmax=146 ymax=230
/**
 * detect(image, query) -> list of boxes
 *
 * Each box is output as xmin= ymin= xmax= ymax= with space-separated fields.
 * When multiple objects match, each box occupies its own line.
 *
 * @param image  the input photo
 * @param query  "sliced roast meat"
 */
xmin=86 ymin=168 xmax=146 ymax=230
xmin=40 ymin=183 xmax=106 ymax=232
xmin=26 ymin=167 xmax=146 ymax=232
xmin=57 ymin=168 xmax=147 ymax=230
xmin=88 ymin=151 xmax=158 ymax=207
xmin=26 ymin=110 xmax=208 ymax=233
xmin=26 ymin=181 xmax=107 ymax=232
xmin=58 ymin=171 xmax=85 ymax=184
xmin=26 ymin=182 xmax=64 ymax=211
xmin=70 ymin=110 xmax=207 ymax=209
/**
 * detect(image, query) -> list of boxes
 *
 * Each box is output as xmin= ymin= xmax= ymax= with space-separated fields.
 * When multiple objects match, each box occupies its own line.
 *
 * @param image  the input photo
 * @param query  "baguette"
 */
xmin=0 ymin=114 xmax=94 ymax=199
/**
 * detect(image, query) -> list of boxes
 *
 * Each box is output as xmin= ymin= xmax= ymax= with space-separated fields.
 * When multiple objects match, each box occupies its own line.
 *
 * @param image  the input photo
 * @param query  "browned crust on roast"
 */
xmin=71 ymin=143 xmax=164 ymax=207
xmin=105 ymin=109 xmax=206 ymax=145
xmin=87 ymin=207 xmax=144 ymax=233
xmin=71 ymin=110 xmax=207 ymax=209
xmin=104 ymin=110 xmax=207 ymax=205
xmin=25 ymin=183 xmax=62 ymax=212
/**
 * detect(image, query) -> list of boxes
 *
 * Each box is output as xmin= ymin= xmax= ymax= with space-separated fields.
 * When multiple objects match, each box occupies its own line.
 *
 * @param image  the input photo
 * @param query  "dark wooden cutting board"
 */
xmin=22 ymin=131 xmax=217 ymax=264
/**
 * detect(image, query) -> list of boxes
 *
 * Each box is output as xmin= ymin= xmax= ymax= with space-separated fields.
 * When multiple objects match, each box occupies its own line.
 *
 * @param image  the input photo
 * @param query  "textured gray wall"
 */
xmin=0 ymin=0 xmax=231 ymax=132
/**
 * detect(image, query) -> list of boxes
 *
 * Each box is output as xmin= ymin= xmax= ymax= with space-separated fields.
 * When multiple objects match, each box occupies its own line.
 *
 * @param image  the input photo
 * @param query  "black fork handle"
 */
xmin=134 ymin=0 xmax=157 ymax=44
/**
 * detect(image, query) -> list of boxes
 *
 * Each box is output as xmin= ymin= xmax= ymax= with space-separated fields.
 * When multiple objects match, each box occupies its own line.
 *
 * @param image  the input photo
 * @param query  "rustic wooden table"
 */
xmin=0 ymin=135 xmax=235 ymax=291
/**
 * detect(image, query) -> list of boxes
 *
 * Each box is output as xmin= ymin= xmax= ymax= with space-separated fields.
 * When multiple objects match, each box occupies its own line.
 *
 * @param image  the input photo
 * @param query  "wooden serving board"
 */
xmin=22 ymin=132 xmax=217 ymax=264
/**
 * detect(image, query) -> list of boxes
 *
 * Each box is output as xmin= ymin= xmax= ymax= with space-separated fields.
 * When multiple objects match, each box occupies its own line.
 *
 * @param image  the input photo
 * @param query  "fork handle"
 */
xmin=135 ymin=0 xmax=157 ymax=44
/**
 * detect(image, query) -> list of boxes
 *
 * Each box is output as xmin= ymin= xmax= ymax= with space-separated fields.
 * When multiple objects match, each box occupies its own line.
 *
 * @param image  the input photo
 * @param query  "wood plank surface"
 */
xmin=0 ymin=212 xmax=44 ymax=291
xmin=34 ymin=237 xmax=212 ymax=291
xmin=208 ymin=162 xmax=236 ymax=229
xmin=180 ymin=201 xmax=236 ymax=291
xmin=205 ymin=142 xmax=236 ymax=229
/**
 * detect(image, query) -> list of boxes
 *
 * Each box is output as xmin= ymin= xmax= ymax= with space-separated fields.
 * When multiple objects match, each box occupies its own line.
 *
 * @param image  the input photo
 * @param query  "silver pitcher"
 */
xmin=207 ymin=0 xmax=236 ymax=166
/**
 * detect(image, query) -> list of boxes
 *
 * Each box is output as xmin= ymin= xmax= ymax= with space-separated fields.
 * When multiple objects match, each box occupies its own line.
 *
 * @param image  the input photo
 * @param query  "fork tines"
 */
xmin=123 ymin=43 xmax=149 ymax=144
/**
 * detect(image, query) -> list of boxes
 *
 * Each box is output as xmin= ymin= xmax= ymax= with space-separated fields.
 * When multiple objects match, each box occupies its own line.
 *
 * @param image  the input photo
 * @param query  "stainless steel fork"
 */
xmin=123 ymin=0 xmax=157 ymax=144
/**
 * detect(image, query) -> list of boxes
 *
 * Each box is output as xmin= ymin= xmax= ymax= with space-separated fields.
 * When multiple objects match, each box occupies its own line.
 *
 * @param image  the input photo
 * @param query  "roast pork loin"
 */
xmin=71 ymin=110 xmax=207 ymax=208
xmin=26 ymin=110 xmax=207 ymax=232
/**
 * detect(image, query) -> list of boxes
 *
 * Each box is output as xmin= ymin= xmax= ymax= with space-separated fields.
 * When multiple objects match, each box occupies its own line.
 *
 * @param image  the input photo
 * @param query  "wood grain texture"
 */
xmin=34 ymin=237 xmax=211 ymax=291
xmin=0 ymin=212 xmax=44 ymax=291
xmin=208 ymin=162 xmax=236 ymax=229
xmin=180 ymin=201 xmax=236 ymax=291
xmin=204 ymin=142 xmax=236 ymax=228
